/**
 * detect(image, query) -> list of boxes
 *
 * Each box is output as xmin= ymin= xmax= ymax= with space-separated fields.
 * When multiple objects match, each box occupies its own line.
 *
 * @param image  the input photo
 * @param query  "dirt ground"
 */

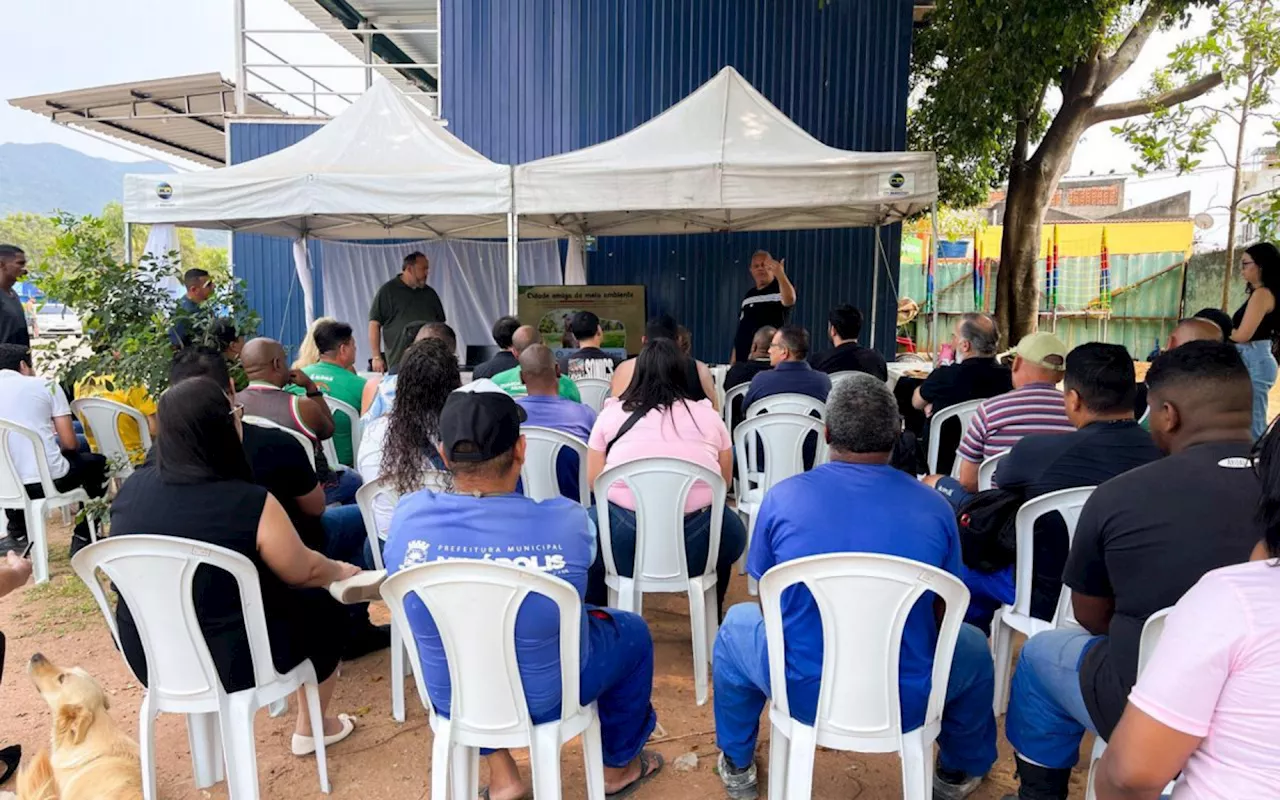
xmin=0 ymin=524 xmax=1105 ymax=800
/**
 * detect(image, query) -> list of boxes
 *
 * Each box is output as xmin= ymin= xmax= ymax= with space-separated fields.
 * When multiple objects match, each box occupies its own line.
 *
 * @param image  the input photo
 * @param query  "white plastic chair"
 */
xmin=745 ymin=392 xmax=826 ymax=421
xmin=243 ymin=415 xmax=316 ymax=470
xmin=0 ymin=420 xmax=98 ymax=584
xmin=1084 ymin=608 xmax=1175 ymax=800
xmin=70 ymin=397 xmax=152 ymax=477
xmin=574 ymin=378 xmax=612 ymax=413
xmin=991 ymin=486 xmax=1097 ymax=715
xmin=722 ymin=383 xmax=750 ymax=432
xmin=760 ymin=553 xmax=971 ymax=800
xmin=380 ymin=559 xmax=606 ymax=800
xmin=520 ymin=426 xmax=589 ymax=506
xmin=977 ymin=450 xmax=1010 ymax=491
xmin=356 ymin=472 xmax=448 ymax=723
xmin=827 ymin=370 xmax=860 ymax=390
xmin=595 ymin=457 xmax=726 ymax=705
xmin=733 ymin=413 xmax=828 ymax=594
xmin=927 ymin=398 xmax=984 ymax=475
xmin=71 ymin=535 xmax=332 ymax=800
xmin=323 ymin=395 xmax=362 ymax=466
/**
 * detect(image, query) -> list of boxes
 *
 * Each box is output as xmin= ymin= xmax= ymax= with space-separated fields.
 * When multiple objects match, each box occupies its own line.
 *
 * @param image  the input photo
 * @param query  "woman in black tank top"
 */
xmin=1229 ymin=242 xmax=1280 ymax=439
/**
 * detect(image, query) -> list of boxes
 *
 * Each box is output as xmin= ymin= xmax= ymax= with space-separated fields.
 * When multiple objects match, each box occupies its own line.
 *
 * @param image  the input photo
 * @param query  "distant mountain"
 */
xmin=0 ymin=142 xmax=226 ymax=247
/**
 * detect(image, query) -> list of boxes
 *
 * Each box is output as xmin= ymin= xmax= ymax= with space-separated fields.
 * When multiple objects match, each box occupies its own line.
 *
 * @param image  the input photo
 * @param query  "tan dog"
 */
xmin=17 ymin=654 xmax=142 ymax=800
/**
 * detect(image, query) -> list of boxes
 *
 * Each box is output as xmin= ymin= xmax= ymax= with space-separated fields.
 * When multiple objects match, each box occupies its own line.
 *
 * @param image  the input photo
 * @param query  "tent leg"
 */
xmin=507 ymin=213 xmax=519 ymax=315
xmin=930 ymin=202 xmax=940 ymax=355
xmin=125 ymin=222 xmax=134 ymax=265
xmin=871 ymin=224 xmax=881 ymax=351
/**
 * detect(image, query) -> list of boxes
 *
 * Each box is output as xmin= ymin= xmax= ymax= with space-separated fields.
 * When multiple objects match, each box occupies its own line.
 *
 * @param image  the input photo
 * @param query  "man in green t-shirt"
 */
xmin=368 ymin=251 xmax=446 ymax=371
xmin=492 ymin=324 xmax=582 ymax=401
xmin=301 ymin=320 xmax=367 ymax=466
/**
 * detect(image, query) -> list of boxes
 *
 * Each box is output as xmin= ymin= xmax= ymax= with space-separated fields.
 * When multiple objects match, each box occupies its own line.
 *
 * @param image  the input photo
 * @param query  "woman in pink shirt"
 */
xmin=585 ymin=339 xmax=746 ymax=614
xmin=1094 ymin=428 xmax=1280 ymax=799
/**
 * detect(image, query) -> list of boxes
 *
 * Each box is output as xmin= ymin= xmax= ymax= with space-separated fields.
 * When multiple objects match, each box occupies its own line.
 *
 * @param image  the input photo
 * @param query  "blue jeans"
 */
xmin=1006 ymin=628 xmax=1102 ymax=769
xmin=323 ymin=468 xmax=363 ymax=506
xmin=320 ymin=505 xmax=372 ymax=569
xmin=585 ymin=504 xmax=747 ymax=613
xmin=1237 ymin=341 xmax=1277 ymax=440
xmin=960 ymin=565 xmax=1014 ymax=633
xmin=712 ymin=604 xmax=998 ymax=777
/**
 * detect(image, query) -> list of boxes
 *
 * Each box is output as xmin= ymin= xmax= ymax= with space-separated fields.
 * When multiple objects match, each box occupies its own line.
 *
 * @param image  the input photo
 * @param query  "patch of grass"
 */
xmin=18 ymin=548 xmax=106 ymax=638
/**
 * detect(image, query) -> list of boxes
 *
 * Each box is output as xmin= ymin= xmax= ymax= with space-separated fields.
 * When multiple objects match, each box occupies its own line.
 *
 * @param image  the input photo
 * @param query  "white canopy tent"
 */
xmin=514 ymin=66 xmax=940 ymax=346
xmin=123 ymin=79 xmax=522 ymax=326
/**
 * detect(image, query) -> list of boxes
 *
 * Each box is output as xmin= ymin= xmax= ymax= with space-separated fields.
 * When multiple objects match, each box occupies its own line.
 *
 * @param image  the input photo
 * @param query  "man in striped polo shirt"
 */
xmin=926 ymin=332 xmax=1073 ymax=507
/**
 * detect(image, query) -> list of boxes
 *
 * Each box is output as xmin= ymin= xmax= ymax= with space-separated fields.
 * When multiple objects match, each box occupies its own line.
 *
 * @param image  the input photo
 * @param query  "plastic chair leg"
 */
xmin=581 ymin=712 xmax=607 ymax=800
xmin=611 ymin=578 xmax=639 ymax=614
xmin=302 ymin=679 xmax=332 ymax=794
xmin=900 ymin=728 xmax=931 ymax=800
xmin=219 ymin=694 xmax=261 ymax=800
xmin=185 ymin=709 xmax=223 ymax=789
xmin=391 ymin=627 xmax=406 ymax=723
xmin=138 ymin=692 xmax=160 ymax=800
xmin=784 ymin=722 xmax=817 ymax=800
xmin=688 ymin=583 xmax=712 ymax=706
xmin=449 ymin=743 xmax=478 ymax=800
xmin=29 ymin=501 xmax=49 ymax=584
xmin=528 ymin=722 xmax=565 ymax=800
xmin=991 ymin=615 xmax=1015 ymax=716
xmin=267 ymin=697 xmax=288 ymax=717
xmin=430 ymin=721 xmax=452 ymax=800
xmin=1084 ymin=737 xmax=1106 ymax=800
xmin=766 ymin=722 xmax=790 ymax=800
xmin=747 ymin=576 xmax=759 ymax=597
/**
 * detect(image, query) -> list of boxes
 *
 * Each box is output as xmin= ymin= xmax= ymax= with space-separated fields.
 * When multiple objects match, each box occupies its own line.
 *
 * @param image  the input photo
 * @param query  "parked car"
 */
xmin=34 ymin=303 xmax=83 ymax=337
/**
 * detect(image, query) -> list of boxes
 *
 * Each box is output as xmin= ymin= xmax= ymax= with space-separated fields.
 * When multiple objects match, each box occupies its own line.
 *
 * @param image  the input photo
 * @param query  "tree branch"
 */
xmin=1102 ymin=3 xmax=1166 ymax=87
xmin=1087 ymin=72 xmax=1224 ymax=125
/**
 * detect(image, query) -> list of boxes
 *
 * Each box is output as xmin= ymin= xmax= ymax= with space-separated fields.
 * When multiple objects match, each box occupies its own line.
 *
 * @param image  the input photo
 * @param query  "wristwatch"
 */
xmin=306 ymin=390 xmax=323 ymax=398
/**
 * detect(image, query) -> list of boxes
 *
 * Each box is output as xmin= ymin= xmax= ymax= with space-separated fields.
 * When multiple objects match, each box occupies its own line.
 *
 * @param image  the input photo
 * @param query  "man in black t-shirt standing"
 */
xmin=367 ymin=251 xmax=447 ymax=372
xmin=731 ymin=250 xmax=795 ymax=363
xmin=0 ymin=246 xmax=31 ymax=349
xmin=1001 ymin=341 xmax=1260 ymax=800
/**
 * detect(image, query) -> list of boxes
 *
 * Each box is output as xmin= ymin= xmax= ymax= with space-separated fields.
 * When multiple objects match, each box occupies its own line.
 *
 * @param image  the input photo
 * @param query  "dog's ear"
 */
xmin=55 ymin=703 xmax=94 ymax=746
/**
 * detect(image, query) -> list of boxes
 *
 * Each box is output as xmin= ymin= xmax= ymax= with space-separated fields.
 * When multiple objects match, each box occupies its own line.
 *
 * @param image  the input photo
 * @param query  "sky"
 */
xmin=1 ymin=2 xmax=1274 ymax=247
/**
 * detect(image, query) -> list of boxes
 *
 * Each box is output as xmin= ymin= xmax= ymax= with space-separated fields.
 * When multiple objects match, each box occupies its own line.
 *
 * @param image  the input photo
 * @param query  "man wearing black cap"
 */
xmin=381 ymin=386 xmax=665 ymax=799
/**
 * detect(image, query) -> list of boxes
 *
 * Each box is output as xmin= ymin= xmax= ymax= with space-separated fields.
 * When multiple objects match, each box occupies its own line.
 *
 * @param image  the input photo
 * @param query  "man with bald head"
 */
xmin=1167 ymin=316 xmax=1223 ymax=350
xmin=516 ymin=344 xmax=598 ymax=502
xmin=493 ymin=325 xmax=583 ymax=401
xmin=1003 ymin=340 xmax=1261 ymax=800
xmin=237 ymin=337 xmax=364 ymax=505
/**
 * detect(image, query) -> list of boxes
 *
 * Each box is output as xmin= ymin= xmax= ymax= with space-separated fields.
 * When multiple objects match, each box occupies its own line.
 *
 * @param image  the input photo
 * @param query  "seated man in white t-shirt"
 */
xmin=0 ymin=344 xmax=108 ymax=557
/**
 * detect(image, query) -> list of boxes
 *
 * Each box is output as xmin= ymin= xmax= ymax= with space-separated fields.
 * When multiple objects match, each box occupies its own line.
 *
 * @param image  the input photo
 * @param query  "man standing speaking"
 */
xmin=368 ymin=251 xmax=447 ymax=372
xmin=731 ymin=250 xmax=795 ymax=363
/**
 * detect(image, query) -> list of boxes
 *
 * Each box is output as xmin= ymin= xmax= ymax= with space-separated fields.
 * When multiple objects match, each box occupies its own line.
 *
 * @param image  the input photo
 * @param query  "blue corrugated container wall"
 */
xmin=442 ymin=0 xmax=914 ymax=360
xmin=228 ymin=122 xmax=325 ymax=355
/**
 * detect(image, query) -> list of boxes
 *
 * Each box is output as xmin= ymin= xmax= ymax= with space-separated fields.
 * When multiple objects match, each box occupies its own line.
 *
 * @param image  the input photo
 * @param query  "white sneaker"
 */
xmin=291 ymin=713 xmax=356 ymax=756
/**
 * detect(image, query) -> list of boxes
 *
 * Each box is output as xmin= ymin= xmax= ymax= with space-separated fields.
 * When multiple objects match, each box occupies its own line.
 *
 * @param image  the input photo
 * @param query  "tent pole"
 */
xmin=124 ymin=222 xmax=134 ymax=265
xmin=233 ymin=0 xmax=246 ymax=114
xmin=930 ymin=202 xmax=940 ymax=355
xmin=507 ymin=212 xmax=519 ymax=315
xmin=871 ymin=223 xmax=881 ymax=351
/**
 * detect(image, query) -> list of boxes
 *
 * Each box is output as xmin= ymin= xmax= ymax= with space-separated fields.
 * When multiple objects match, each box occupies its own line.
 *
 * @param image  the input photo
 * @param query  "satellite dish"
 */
xmin=1194 ymin=213 xmax=1215 ymax=230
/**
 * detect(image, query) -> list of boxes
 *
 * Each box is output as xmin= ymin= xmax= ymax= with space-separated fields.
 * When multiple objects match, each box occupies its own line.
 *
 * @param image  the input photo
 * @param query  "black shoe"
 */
xmin=342 ymin=623 xmax=391 ymax=661
xmin=0 ymin=535 xmax=27 ymax=556
xmin=934 ymin=765 xmax=984 ymax=800
xmin=68 ymin=533 xmax=93 ymax=560
xmin=0 ymin=743 xmax=20 ymax=786
xmin=1009 ymin=756 xmax=1072 ymax=800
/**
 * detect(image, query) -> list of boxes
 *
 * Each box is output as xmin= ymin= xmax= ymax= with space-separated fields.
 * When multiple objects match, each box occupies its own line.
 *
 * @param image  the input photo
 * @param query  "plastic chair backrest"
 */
xmin=733 ymin=413 xmax=827 ymax=495
xmin=71 ymin=397 xmax=152 ymax=466
xmin=722 ymin=383 xmax=750 ymax=433
xmin=323 ymin=394 xmax=362 ymax=458
xmin=759 ymin=552 xmax=969 ymax=745
xmin=594 ymin=457 xmax=725 ymax=585
xmin=1011 ymin=486 xmax=1096 ymax=625
xmin=827 ymin=371 xmax=860 ymax=390
xmin=71 ymin=535 xmax=279 ymax=702
xmin=519 ymin=426 xmax=589 ymax=504
xmin=380 ymin=559 xmax=586 ymax=741
xmin=745 ymin=392 xmax=826 ymax=420
xmin=243 ymin=416 xmax=316 ymax=470
xmin=977 ymin=450 xmax=1009 ymax=491
xmin=356 ymin=477 xmax=401 ymax=570
xmin=574 ymin=378 xmax=612 ymax=413
xmin=0 ymin=419 xmax=59 ymax=503
xmin=1137 ymin=607 xmax=1172 ymax=677
xmin=926 ymin=398 xmax=984 ymax=474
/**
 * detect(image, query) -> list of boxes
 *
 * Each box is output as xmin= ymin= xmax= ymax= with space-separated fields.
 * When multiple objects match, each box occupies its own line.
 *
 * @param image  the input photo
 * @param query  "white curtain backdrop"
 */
xmin=564 ymin=235 xmax=587 ymax=285
xmin=320 ymin=238 xmax=562 ymax=367
xmin=292 ymin=237 xmax=316 ymax=325
xmin=142 ymin=224 xmax=184 ymax=299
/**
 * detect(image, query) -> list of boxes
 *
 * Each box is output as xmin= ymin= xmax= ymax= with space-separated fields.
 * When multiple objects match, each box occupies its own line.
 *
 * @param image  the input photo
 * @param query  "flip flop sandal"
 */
xmin=0 ymin=744 xmax=19 ymax=786
xmin=606 ymin=750 xmax=665 ymax=799
xmin=291 ymin=713 xmax=356 ymax=756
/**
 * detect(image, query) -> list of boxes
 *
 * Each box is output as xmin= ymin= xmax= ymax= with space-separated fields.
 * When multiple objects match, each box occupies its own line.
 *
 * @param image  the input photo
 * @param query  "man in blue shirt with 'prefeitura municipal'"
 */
xmin=712 ymin=373 xmax=997 ymax=800
xmin=383 ymin=386 xmax=663 ymax=798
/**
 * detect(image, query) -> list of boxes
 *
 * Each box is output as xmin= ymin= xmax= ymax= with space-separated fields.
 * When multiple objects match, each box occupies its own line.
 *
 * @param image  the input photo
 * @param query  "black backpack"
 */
xmin=956 ymin=488 xmax=1026 ymax=573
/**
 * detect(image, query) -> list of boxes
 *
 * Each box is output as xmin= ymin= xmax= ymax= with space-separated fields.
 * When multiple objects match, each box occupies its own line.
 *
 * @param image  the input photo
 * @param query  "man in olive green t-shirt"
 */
xmin=368 ymin=251 xmax=446 ymax=371
xmin=300 ymin=320 xmax=367 ymax=466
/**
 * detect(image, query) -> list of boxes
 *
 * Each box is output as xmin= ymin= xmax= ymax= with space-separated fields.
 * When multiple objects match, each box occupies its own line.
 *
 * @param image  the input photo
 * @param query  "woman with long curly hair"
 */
xmin=1230 ymin=242 xmax=1280 ymax=439
xmin=356 ymin=337 xmax=460 ymax=531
